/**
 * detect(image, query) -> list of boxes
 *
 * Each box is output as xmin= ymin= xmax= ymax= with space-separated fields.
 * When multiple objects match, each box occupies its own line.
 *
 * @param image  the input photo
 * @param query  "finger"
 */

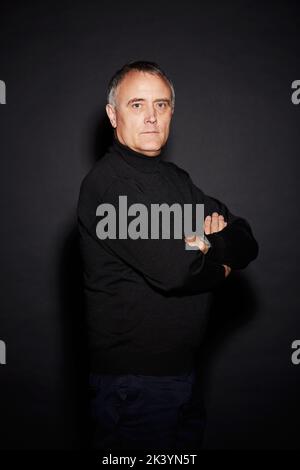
xmin=204 ymin=215 xmax=211 ymax=235
xmin=226 ymin=265 xmax=232 ymax=277
xmin=200 ymin=240 xmax=210 ymax=254
xmin=211 ymin=212 xmax=219 ymax=233
xmin=218 ymin=214 xmax=225 ymax=231
xmin=223 ymin=264 xmax=232 ymax=278
xmin=195 ymin=238 xmax=205 ymax=251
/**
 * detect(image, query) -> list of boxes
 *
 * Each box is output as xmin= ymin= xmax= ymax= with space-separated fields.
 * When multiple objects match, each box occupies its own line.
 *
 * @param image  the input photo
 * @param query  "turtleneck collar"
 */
xmin=111 ymin=134 xmax=164 ymax=174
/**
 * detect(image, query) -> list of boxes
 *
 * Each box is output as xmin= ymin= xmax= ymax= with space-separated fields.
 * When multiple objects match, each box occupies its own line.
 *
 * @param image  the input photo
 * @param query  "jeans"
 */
xmin=88 ymin=369 xmax=206 ymax=451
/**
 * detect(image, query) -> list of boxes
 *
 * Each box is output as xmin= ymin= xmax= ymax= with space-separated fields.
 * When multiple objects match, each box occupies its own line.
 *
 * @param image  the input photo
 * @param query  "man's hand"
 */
xmin=222 ymin=264 xmax=231 ymax=278
xmin=185 ymin=212 xmax=232 ymax=278
xmin=204 ymin=212 xmax=227 ymax=235
xmin=185 ymin=212 xmax=227 ymax=254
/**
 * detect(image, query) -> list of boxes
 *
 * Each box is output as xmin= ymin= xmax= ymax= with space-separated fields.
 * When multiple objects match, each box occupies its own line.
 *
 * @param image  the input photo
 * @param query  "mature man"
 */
xmin=77 ymin=60 xmax=259 ymax=451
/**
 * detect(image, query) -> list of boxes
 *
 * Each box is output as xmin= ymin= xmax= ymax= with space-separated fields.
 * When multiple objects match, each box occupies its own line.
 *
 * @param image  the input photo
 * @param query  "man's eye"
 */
xmin=132 ymin=103 xmax=141 ymax=108
xmin=157 ymin=102 xmax=167 ymax=108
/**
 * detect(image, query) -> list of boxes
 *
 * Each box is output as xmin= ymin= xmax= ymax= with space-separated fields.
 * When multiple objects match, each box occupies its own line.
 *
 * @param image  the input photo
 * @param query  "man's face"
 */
xmin=106 ymin=70 xmax=174 ymax=156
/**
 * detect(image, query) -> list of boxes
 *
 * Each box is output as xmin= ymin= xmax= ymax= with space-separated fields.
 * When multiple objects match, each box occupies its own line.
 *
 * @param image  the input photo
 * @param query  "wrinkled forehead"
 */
xmin=116 ymin=71 xmax=172 ymax=103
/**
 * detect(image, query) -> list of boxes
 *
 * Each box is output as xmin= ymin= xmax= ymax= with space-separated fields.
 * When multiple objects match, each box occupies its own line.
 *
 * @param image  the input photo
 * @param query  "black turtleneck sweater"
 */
xmin=77 ymin=136 xmax=259 ymax=375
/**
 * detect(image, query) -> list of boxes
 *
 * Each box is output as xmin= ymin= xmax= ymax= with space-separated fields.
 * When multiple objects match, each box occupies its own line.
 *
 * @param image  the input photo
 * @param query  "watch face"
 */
xmin=185 ymin=233 xmax=211 ymax=251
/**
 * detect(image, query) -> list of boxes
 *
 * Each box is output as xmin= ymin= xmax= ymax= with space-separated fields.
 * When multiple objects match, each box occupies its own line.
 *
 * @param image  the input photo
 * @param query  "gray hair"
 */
xmin=107 ymin=60 xmax=175 ymax=111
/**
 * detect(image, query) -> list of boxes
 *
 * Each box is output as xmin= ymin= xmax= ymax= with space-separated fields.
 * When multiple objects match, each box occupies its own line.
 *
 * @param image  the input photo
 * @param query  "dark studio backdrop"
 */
xmin=0 ymin=0 xmax=299 ymax=450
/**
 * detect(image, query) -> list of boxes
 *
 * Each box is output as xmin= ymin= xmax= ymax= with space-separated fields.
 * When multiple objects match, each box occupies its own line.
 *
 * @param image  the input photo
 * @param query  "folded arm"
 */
xmin=186 ymin=174 xmax=259 ymax=269
xmin=77 ymin=177 xmax=228 ymax=295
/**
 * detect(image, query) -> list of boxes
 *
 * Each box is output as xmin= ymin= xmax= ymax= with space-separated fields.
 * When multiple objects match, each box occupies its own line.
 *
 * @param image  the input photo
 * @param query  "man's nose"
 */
xmin=144 ymin=106 xmax=157 ymax=124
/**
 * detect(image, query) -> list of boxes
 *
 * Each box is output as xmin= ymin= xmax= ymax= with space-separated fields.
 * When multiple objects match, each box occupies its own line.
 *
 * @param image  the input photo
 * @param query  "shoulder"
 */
xmin=78 ymin=150 xmax=118 ymax=202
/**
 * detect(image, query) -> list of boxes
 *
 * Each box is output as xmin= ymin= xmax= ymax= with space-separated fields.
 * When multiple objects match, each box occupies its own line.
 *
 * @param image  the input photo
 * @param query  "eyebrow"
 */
xmin=127 ymin=98 xmax=171 ymax=106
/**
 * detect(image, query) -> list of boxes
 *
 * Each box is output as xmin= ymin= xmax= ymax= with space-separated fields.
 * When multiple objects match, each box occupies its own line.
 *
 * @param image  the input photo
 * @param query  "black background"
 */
xmin=0 ymin=0 xmax=300 ymax=450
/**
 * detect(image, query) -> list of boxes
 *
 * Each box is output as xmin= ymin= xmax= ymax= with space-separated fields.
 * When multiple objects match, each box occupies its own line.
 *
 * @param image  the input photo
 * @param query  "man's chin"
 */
xmin=138 ymin=136 xmax=163 ymax=153
xmin=138 ymin=146 xmax=162 ymax=156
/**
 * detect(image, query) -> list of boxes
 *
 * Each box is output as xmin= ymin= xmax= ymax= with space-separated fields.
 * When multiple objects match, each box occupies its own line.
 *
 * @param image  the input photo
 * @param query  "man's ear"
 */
xmin=106 ymin=104 xmax=117 ymax=128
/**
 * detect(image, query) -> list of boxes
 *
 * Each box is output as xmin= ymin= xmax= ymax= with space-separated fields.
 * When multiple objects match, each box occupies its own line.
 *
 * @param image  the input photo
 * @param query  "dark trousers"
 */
xmin=88 ymin=369 xmax=206 ymax=451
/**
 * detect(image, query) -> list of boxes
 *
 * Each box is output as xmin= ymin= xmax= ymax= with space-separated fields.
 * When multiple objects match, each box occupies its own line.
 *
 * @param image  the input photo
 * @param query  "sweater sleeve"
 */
xmin=77 ymin=176 xmax=226 ymax=295
xmin=185 ymin=174 xmax=259 ymax=269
